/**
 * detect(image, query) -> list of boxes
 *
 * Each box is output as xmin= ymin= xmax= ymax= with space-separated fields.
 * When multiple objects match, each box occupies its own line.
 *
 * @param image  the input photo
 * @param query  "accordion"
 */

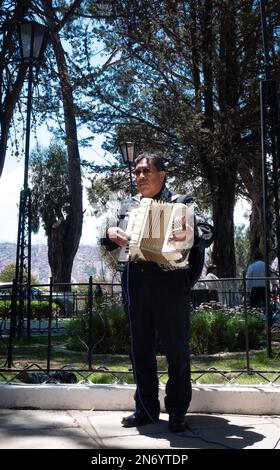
xmin=118 ymin=198 xmax=194 ymax=268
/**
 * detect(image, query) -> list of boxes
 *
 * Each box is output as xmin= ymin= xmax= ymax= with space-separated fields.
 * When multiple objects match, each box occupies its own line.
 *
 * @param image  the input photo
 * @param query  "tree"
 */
xmin=30 ymin=142 xmax=80 ymax=287
xmin=80 ymin=0 xmax=280 ymax=277
xmin=86 ymin=173 xmax=129 ymax=278
xmin=0 ymin=0 xmax=31 ymax=176
xmin=234 ymin=224 xmax=250 ymax=277
xmin=0 ymin=263 xmax=16 ymax=282
xmin=76 ymin=1 xmax=237 ymax=275
xmin=1 ymin=1 xmax=84 ymax=287
xmin=0 ymin=263 xmax=37 ymax=284
xmin=2 ymin=0 xmax=280 ymax=280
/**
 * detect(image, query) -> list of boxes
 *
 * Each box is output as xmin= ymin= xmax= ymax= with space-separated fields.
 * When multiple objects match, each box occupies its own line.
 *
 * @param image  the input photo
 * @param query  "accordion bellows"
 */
xmin=119 ymin=198 xmax=194 ymax=269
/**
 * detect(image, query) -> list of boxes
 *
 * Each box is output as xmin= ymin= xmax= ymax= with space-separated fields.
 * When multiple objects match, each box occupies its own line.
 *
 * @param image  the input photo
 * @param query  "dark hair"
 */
xmin=254 ymin=251 xmax=263 ymax=261
xmin=206 ymin=264 xmax=217 ymax=274
xmin=135 ymin=153 xmax=166 ymax=172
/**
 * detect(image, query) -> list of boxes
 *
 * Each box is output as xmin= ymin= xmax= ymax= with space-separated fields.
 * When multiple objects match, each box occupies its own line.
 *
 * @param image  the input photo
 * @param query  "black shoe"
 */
xmin=121 ymin=410 xmax=158 ymax=428
xmin=168 ymin=412 xmax=187 ymax=432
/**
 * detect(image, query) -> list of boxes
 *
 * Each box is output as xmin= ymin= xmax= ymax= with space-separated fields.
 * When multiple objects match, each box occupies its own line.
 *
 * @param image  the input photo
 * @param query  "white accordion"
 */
xmin=118 ymin=198 xmax=194 ymax=268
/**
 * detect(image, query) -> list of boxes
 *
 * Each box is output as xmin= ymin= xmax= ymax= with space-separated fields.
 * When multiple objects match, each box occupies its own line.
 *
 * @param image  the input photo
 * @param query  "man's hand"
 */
xmin=170 ymin=216 xmax=193 ymax=242
xmin=107 ymin=227 xmax=129 ymax=247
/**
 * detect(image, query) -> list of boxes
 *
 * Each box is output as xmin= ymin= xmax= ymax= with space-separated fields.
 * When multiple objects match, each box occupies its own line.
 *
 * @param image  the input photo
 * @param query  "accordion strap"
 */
xmin=171 ymin=194 xmax=194 ymax=204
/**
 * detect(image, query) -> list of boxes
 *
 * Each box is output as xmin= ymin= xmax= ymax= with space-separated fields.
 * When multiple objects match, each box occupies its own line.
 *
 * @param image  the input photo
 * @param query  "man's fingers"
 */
xmin=115 ymin=229 xmax=129 ymax=246
xmin=116 ymin=234 xmax=129 ymax=246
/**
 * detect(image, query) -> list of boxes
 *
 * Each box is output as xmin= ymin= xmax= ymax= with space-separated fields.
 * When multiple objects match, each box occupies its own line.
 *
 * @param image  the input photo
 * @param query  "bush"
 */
xmin=0 ymin=300 xmax=60 ymax=319
xmin=190 ymin=305 xmax=265 ymax=354
xmin=66 ymin=304 xmax=130 ymax=353
xmin=30 ymin=301 xmax=55 ymax=319
xmin=65 ymin=302 xmax=265 ymax=355
xmin=0 ymin=300 xmax=11 ymax=317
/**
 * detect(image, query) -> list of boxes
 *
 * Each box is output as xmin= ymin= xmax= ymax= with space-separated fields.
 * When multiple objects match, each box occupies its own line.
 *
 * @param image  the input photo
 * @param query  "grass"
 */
xmin=0 ymin=333 xmax=279 ymax=385
xmin=190 ymin=351 xmax=280 ymax=385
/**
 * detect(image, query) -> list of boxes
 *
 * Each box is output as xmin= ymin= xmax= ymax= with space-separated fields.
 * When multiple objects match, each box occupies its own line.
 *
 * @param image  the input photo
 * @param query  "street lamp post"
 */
xmin=14 ymin=22 xmax=48 ymax=338
xmin=259 ymin=0 xmax=280 ymax=357
xmin=119 ymin=141 xmax=136 ymax=195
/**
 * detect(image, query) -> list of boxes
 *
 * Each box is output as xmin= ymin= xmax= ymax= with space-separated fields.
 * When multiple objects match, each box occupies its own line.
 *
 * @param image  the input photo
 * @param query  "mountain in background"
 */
xmin=0 ymin=242 xmax=110 ymax=283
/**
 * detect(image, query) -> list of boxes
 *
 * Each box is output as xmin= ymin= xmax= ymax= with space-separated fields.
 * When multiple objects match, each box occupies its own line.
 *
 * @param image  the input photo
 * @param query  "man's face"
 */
xmin=134 ymin=158 xmax=166 ymax=197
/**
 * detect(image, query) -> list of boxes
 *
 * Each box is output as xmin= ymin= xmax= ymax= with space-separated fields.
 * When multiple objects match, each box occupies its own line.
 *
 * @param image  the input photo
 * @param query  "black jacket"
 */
xmin=101 ymin=186 xmax=214 ymax=284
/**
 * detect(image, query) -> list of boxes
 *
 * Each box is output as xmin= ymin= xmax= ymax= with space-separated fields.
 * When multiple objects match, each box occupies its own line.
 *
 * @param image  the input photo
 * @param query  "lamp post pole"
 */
xmin=127 ymin=160 xmax=134 ymax=195
xmin=14 ymin=22 xmax=48 ymax=338
xmin=119 ymin=141 xmax=136 ymax=195
xmin=259 ymin=0 xmax=280 ymax=357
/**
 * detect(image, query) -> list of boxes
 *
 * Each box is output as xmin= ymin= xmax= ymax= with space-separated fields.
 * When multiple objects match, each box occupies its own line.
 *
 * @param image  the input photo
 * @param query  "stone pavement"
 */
xmin=0 ymin=409 xmax=279 ymax=450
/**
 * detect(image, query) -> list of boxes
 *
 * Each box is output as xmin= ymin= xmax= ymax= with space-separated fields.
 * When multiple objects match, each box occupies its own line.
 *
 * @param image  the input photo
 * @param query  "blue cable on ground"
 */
xmin=122 ymin=261 xmax=158 ymax=424
xmin=122 ymin=264 xmax=242 ymax=445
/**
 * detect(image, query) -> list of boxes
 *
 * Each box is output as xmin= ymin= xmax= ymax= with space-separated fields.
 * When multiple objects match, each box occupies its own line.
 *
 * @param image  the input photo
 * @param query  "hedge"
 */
xmin=66 ymin=303 xmax=265 ymax=355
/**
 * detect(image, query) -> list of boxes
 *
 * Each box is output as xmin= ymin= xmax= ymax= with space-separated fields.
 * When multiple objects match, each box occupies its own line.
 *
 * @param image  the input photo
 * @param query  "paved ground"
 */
xmin=0 ymin=409 xmax=279 ymax=450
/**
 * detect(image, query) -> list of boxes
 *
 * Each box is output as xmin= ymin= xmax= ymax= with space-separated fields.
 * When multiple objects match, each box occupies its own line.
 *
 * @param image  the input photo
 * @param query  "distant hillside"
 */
xmin=0 ymin=242 xmax=110 ymax=283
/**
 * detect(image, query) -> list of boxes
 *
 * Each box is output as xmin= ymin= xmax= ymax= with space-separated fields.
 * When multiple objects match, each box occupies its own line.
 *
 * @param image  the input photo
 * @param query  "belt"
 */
xmin=130 ymin=261 xmax=187 ymax=275
xmin=131 ymin=261 xmax=164 ymax=272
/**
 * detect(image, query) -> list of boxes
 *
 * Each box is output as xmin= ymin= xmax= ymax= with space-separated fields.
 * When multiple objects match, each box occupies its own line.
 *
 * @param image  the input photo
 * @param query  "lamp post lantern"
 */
xmin=119 ymin=141 xmax=136 ymax=195
xmin=14 ymin=21 xmax=48 ymax=338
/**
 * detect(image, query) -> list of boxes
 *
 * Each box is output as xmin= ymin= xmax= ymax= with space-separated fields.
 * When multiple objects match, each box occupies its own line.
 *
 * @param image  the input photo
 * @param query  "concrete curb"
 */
xmin=0 ymin=383 xmax=279 ymax=414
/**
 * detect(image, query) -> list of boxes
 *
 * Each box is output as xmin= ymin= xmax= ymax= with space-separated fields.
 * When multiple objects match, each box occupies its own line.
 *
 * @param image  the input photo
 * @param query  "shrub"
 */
xmin=66 ymin=304 xmax=130 ymax=353
xmin=190 ymin=308 xmax=228 ymax=354
xmin=30 ymin=301 xmax=54 ymax=319
xmin=0 ymin=300 xmax=60 ymax=319
xmin=65 ymin=302 xmax=265 ymax=355
xmin=0 ymin=300 xmax=11 ymax=317
xmin=190 ymin=305 xmax=265 ymax=354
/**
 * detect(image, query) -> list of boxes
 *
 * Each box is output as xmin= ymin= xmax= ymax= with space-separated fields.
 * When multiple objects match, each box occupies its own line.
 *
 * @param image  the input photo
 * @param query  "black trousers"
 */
xmin=250 ymin=286 xmax=266 ymax=308
xmin=122 ymin=262 xmax=192 ymax=418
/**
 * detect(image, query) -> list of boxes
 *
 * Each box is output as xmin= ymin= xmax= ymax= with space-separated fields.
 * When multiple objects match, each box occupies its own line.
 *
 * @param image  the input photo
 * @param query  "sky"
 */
xmin=0 ymin=127 xmax=250 ymax=248
xmin=0 ymin=30 xmax=250 ymax=248
xmin=0 ymin=127 xmax=116 ymax=246
xmin=0 ymin=35 xmax=118 ymax=247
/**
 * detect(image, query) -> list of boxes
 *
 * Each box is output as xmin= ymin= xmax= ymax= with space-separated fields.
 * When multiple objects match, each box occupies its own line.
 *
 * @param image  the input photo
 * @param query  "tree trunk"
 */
xmin=212 ymin=175 xmax=237 ymax=278
xmin=0 ymin=66 xmax=27 ymax=176
xmin=44 ymin=5 xmax=83 ymax=290
xmin=249 ymin=202 xmax=262 ymax=262
xmin=239 ymin=156 xmax=263 ymax=261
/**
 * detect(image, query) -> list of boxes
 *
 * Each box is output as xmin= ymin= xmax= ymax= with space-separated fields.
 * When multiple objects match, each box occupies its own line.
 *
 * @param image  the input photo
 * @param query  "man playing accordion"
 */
xmin=103 ymin=152 xmax=214 ymax=432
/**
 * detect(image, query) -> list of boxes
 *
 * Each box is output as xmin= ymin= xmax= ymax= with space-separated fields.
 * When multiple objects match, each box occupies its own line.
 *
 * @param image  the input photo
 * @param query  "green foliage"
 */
xmin=30 ymin=301 xmax=55 ymax=319
xmin=0 ymin=300 xmax=60 ymax=319
xmin=80 ymin=0 xmax=279 ymax=276
xmin=190 ymin=306 xmax=264 ymax=354
xmin=2 ymin=0 xmax=280 ymax=279
xmin=234 ymin=223 xmax=250 ymax=276
xmin=0 ymin=263 xmax=38 ymax=284
xmin=30 ymin=143 xmax=70 ymax=236
xmin=86 ymin=173 xmax=130 ymax=216
xmin=66 ymin=304 xmax=130 ymax=354
xmin=65 ymin=302 xmax=265 ymax=355
xmin=0 ymin=264 xmax=16 ymax=282
xmin=0 ymin=300 xmax=11 ymax=316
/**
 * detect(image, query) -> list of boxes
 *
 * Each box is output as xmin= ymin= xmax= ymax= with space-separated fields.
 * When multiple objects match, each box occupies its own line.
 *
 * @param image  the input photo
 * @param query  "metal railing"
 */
xmin=0 ymin=276 xmax=279 ymax=386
